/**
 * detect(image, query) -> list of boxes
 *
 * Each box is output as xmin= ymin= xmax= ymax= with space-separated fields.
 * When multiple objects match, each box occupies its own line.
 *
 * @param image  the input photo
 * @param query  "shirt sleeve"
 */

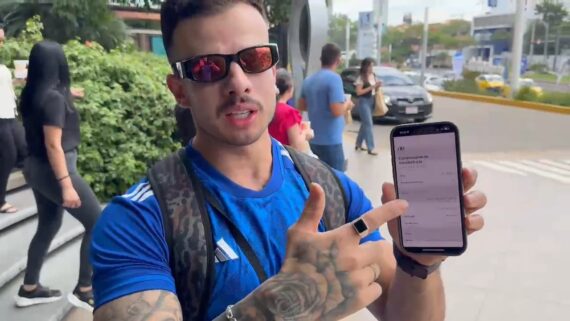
xmin=40 ymin=91 xmax=66 ymax=128
xmin=91 ymin=180 xmax=175 ymax=310
xmin=328 ymin=74 xmax=347 ymax=105
xmin=333 ymin=170 xmax=384 ymax=243
xmin=282 ymin=106 xmax=303 ymax=132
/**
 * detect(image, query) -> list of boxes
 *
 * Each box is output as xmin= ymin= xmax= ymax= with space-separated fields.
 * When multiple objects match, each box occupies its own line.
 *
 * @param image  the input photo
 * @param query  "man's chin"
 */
xmin=216 ymin=129 xmax=269 ymax=147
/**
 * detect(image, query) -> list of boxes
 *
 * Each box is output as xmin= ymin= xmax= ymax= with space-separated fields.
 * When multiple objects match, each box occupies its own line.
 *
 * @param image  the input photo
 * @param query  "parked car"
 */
xmin=424 ymin=75 xmax=445 ymax=91
xmin=475 ymin=74 xmax=505 ymax=93
xmin=341 ymin=66 xmax=433 ymax=123
xmin=402 ymin=71 xmax=445 ymax=91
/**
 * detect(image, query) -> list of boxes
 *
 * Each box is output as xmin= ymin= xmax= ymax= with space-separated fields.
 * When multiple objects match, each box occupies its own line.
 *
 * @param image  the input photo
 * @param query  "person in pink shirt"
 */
xmin=269 ymin=69 xmax=313 ymax=152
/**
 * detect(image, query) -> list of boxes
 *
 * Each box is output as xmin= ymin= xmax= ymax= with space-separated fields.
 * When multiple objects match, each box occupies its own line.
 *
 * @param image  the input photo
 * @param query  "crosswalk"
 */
xmin=470 ymin=159 xmax=570 ymax=184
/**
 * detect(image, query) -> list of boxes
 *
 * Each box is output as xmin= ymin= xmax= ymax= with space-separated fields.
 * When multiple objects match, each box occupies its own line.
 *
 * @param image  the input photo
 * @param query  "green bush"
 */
xmin=443 ymin=79 xmax=498 ymax=97
xmin=461 ymin=70 xmax=481 ymax=81
xmin=528 ymin=63 xmax=548 ymax=73
xmin=536 ymin=92 xmax=570 ymax=107
xmin=514 ymin=86 xmax=539 ymax=102
xmin=1 ymin=17 xmax=178 ymax=200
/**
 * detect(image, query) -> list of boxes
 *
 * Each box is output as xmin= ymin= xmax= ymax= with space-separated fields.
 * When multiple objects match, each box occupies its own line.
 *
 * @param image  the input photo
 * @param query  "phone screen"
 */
xmin=392 ymin=124 xmax=465 ymax=251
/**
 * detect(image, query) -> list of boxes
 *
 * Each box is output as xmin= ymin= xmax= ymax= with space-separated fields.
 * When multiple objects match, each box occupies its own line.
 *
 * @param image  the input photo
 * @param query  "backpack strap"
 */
xmin=148 ymin=149 xmax=215 ymax=321
xmin=284 ymin=146 xmax=349 ymax=230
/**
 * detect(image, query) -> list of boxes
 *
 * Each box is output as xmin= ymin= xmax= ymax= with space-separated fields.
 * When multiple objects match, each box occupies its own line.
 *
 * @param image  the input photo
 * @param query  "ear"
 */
xmin=167 ymin=74 xmax=191 ymax=108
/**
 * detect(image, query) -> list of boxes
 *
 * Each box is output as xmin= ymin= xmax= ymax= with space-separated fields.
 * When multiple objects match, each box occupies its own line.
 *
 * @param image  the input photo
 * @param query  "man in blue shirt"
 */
xmin=91 ymin=1 xmax=487 ymax=321
xmin=298 ymin=43 xmax=354 ymax=171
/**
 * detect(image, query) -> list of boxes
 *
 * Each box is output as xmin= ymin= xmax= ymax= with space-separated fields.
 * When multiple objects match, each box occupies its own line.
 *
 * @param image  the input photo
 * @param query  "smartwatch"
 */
xmin=393 ymin=244 xmax=442 ymax=279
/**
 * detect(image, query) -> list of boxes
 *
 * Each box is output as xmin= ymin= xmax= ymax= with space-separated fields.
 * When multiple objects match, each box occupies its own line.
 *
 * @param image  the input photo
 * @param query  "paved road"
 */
xmin=349 ymin=95 xmax=569 ymax=155
xmin=344 ymin=96 xmax=570 ymax=321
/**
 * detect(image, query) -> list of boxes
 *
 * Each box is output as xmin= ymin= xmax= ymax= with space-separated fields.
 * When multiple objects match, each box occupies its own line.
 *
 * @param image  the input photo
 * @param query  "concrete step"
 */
xmin=0 ymin=214 xmax=84 ymax=288
xmin=0 ymin=239 xmax=84 ymax=321
xmin=0 ymin=188 xmax=36 ymax=231
xmin=7 ymin=170 xmax=27 ymax=192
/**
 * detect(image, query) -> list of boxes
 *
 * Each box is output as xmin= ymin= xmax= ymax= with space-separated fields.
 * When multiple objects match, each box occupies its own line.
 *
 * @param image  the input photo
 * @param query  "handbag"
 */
xmin=373 ymin=88 xmax=389 ymax=117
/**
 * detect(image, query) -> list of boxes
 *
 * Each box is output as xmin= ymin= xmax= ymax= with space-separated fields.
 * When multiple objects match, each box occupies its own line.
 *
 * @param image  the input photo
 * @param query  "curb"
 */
xmin=0 ymin=226 xmax=85 ymax=289
xmin=431 ymin=91 xmax=570 ymax=115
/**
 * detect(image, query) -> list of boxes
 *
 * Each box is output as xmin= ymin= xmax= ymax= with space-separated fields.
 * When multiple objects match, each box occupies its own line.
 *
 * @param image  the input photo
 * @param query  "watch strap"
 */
xmin=393 ymin=244 xmax=441 ymax=279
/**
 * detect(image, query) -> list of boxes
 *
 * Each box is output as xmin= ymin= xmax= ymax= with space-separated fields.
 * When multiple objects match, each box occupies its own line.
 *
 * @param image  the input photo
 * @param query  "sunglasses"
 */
xmin=173 ymin=44 xmax=279 ymax=83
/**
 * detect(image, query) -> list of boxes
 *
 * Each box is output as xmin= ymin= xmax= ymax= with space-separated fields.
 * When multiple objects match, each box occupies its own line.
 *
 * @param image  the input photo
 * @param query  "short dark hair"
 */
xmin=275 ymin=68 xmax=293 ymax=97
xmin=161 ymin=0 xmax=267 ymax=61
xmin=320 ymin=43 xmax=341 ymax=67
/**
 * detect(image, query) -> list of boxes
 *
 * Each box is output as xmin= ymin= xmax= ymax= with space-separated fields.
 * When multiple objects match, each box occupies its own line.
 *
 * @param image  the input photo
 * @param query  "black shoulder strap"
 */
xmin=148 ymin=150 xmax=214 ymax=321
xmin=179 ymin=152 xmax=268 ymax=284
xmin=149 ymin=149 xmax=269 ymax=320
xmin=284 ymin=146 xmax=349 ymax=230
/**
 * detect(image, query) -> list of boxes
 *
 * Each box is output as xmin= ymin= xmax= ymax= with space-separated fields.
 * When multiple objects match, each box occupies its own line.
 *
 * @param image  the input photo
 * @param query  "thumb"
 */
xmin=295 ymin=183 xmax=326 ymax=232
xmin=381 ymin=182 xmax=397 ymax=204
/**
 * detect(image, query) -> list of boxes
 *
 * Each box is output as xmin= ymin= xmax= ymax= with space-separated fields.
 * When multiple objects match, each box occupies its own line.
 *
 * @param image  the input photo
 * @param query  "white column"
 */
xmin=510 ymin=0 xmax=526 ymax=94
xmin=346 ymin=19 xmax=351 ymax=68
xmin=420 ymin=7 xmax=429 ymax=87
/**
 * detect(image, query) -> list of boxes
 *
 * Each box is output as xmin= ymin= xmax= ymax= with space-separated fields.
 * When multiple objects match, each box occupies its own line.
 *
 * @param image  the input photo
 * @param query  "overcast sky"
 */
xmin=332 ymin=0 xmax=484 ymax=25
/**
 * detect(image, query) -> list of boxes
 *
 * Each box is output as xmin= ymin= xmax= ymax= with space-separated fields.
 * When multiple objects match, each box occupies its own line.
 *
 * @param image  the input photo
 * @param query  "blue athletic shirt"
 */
xmin=91 ymin=139 xmax=383 ymax=320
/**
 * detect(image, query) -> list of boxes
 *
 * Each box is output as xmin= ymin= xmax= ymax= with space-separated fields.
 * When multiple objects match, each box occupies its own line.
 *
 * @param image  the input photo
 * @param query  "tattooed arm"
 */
xmin=93 ymin=290 xmax=182 ymax=321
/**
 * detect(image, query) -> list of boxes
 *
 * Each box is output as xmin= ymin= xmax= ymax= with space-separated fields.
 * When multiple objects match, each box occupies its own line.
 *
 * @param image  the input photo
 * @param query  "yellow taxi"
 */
xmin=502 ymin=78 xmax=544 ymax=97
xmin=475 ymin=74 xmax=505 ymax=92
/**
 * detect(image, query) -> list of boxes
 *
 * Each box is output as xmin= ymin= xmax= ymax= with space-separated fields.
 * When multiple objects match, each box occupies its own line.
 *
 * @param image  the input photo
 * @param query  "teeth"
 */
xmin=231 ymin=111 xmax=251 ymax=119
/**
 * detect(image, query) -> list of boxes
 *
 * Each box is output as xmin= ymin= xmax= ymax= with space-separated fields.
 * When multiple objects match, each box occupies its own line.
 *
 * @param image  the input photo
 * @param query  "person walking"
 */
xmin=16 ymin=40 xmax=101 ymax=311
xmin=0 ymin=26 xmax=27 ymax=214
xmin=354 ymin=57 xmax=381 ymax=156
xmin=298 ymin=43 xmax=354 ymax=171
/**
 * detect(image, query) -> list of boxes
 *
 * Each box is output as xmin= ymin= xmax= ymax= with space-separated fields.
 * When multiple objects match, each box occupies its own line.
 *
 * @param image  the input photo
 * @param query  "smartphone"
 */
xmin=390 ymin=121 xmax=467 ymax=256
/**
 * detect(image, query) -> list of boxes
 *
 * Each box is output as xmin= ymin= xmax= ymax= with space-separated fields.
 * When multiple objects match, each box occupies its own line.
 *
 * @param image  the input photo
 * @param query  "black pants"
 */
xmin=23 ymin=150 xmax=101 ymax=287
xmin=0 ymin=118 xmax=27 ymax=206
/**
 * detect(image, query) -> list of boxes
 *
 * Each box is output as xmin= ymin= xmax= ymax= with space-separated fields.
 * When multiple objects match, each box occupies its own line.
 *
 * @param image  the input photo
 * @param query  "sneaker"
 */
xmin=15 ymin=284 xmax=62 ymax=307
xmin=67 ymin=286 xmax=94 ymax=312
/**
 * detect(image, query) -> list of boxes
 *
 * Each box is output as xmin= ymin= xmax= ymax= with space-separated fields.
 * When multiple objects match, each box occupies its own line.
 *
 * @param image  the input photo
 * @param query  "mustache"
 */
xmin=217 ymin=95 xmax=263 ymax=117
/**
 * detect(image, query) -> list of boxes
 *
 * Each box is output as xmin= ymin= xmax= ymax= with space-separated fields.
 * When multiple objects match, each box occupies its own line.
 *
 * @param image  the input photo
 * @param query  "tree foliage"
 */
xmin=536 ymin=0 xmax=569 ymax=29
xmin=0 ymin=0 xmax=128 ymax=49
xmin=328 ymin=14 xmax=357 ymax=51
xmin=1 ymin=17 xmax=178 ymax=200
xmin=384 ymin=20 xmax=474 ymax=64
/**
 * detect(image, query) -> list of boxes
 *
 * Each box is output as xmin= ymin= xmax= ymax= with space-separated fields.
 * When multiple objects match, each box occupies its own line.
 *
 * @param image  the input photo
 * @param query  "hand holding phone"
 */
xmin=390 ymin=122 xmax=467 ymax=256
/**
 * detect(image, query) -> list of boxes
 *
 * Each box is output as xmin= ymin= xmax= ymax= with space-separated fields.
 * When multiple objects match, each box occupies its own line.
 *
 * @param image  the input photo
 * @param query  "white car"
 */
xmin=424 ymin=75 xmax=446 ymax=91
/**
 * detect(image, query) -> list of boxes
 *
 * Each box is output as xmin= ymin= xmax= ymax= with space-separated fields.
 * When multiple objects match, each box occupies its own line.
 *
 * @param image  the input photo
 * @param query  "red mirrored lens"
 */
xmin=239 ymin=47 xmax=273 ymax=73
xmin=190 ymin=56 xmax=227 ymax=82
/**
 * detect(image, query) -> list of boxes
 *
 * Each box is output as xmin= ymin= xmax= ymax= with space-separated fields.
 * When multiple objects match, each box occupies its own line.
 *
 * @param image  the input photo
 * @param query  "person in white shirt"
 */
xmin=0 ymin=27 xmax=27 ymax=214
xmin=354 ymin=57 xmax=381 ymax=156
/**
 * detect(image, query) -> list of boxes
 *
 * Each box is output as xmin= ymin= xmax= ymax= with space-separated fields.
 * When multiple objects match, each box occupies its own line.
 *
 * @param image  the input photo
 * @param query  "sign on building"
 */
xmin=357 ymin=11 xmax=377 ymax=60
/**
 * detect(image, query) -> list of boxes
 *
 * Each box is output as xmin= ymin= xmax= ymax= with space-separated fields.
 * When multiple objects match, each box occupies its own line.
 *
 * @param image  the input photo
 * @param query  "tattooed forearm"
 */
xmin=93 ymin=290 xmax=182 ymax=321
xmin=214 ymin=241 xmax=359 ymax=321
